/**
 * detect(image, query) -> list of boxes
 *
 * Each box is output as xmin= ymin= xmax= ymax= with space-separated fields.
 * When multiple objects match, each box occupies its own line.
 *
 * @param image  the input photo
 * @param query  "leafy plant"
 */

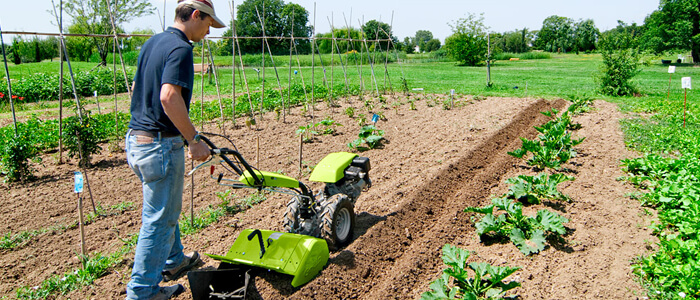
xmin=63 ymin=110 xmax=102 ymax=168
xmin=0 ymin=132 xmax=40 ymax=182
xmin=421 ymin=244 xmax=521 ymax=300
xmin=508 ymin=109 xmax=585 ymax=170
xmin=295 ymin=123 xmax=318 ymax=143
xmin=348 ymin=125 xmax=385 ymax=151
xmin=504 ymin=173 xmax=574 ymax=204
xmin=465 ymin=197 xmax=568 ymax=255
xmin=345 ymin=107 xmax=355 ymax=118
xmin=317 ymin=117 xmax=343 ymax=135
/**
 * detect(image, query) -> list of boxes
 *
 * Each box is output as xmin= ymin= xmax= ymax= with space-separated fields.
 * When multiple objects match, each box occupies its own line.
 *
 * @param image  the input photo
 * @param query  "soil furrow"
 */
xmin=287 ymin=99 xmax=566 ymax=299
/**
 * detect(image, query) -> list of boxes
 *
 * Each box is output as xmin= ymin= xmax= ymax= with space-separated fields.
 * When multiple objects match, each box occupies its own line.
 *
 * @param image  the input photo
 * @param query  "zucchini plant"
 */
xmin=504 ymin=173 xmax=574 ymax=204
xmin=465 ymin=198 xmax=568 ymax=255
xmin=508 ymin=108 xmax=585 ymax=170
xmin=347 ymin=125 xmax=385 ymax=151
xmin=421 ymin=244 xmax=521 ymax=300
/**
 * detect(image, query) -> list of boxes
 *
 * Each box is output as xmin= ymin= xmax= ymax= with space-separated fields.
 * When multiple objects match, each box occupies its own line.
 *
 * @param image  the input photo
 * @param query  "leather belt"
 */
xmin=129 ymin=130 xmax=181 ymax=138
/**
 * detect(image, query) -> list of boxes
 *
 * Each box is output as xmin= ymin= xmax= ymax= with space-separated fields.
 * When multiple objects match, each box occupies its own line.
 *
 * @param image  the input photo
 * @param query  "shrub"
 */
xmin=0 ymin=132 xmax=39 ymax=183
xmin=596 ymin=33 xmax=640 ymax=96
xmin=63 ymin=110 xmax=103 ymax=168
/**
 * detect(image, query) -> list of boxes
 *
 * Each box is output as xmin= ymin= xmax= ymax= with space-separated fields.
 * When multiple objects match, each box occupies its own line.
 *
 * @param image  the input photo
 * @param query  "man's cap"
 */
xmin=177 ymin=0 xmax=226 ymax=28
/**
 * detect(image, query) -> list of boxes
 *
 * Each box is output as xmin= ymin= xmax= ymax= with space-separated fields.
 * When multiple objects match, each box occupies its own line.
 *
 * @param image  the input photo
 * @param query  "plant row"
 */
xmin=0 ymin=67 xmax=133 ymax=104
xmin=422 ymin=98 xmax=591 ymax=299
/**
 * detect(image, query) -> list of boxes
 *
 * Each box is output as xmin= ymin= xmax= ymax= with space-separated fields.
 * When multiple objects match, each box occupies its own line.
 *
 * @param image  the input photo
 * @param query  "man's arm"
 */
xmin=161 ymin=83 xmax=210 ymax=161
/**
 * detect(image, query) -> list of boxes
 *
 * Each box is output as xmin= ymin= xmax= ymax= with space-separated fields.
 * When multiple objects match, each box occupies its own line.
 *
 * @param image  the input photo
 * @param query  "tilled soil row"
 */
xmin=248 ymin=98 xmax=567 ymax=299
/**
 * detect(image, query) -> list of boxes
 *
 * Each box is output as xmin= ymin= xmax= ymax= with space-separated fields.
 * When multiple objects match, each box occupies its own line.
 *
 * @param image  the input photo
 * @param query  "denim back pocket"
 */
xmin=127 ymin=136 xmax=165 ymax=183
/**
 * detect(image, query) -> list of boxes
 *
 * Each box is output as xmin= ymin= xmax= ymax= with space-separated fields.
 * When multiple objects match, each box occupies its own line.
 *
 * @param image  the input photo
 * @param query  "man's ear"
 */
xmin=191 ymin=9 xmax=201 ymax=20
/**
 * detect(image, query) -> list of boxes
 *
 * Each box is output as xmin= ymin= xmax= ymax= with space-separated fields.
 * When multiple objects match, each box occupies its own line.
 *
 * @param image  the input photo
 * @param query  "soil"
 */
xmin=0 ymin=95 xmax=655 ymax=299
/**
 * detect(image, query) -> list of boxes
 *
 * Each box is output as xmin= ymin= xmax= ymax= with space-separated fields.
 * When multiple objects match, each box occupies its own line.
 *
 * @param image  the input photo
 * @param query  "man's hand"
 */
xmin=188 ymin=141 xmax=210 ymax=161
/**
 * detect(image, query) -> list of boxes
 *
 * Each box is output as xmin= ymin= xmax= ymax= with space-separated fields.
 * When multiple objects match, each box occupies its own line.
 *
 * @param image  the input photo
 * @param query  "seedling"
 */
xmin=348 ymin=125 xmax=385 ymax=151
xmin=345 ymin=107 xmax=355 ymax=118
xmin=317 ymin=117 xmax=343 ymax=135
xmin=421 ymin=244 xmax=521 ymax=300
xmin=296 ymin=123 xmax=318 ymax=143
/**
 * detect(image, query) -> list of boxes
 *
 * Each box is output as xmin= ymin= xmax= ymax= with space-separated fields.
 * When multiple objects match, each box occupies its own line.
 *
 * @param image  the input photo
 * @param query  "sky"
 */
xmin=0 ymin=0 xmax=661 ymax=43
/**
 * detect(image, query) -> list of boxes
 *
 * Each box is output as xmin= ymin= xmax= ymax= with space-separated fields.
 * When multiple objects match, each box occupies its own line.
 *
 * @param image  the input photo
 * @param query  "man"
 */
xmin=125 ymin=0 xmax=225 ymax=299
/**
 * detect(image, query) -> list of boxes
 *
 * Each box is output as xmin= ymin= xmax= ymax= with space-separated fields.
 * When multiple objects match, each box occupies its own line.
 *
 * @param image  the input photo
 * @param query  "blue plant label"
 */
xmin=74 ymin=171 xmax=84 ymax=193
xmin=372 ymin=114 xmax=379 ymax=123
xmin=294 ymin=70 xmax=298 ymax=75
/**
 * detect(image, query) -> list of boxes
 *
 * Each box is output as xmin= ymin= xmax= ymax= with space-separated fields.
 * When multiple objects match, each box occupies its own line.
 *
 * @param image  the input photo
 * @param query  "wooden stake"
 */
xmin=94 ymin=91 xmax=101 ymax=114
xmin=684 ymin=88 xmax=687 ymax=128
xmin=298 ymin=134 xmax=303 ymax=179
xmin=205 ymin=39 xmax=225 ymax=133
xmin=256 ymin=135 xmax=260 ymax=167
xmin=230 ymin=0 xmax=237 ymax=127
xmin=77 ymin=193 xmax=86 ymax=266
xmin=668 ymin=74 xmax=673 ymax=102
xmin=0 ymin=24 xmax=18 ymax=137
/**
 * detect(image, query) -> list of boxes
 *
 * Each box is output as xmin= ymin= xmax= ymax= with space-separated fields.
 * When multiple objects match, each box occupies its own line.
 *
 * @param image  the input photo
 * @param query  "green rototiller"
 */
xmin=186 ymin=134 xmax=372 ymax=298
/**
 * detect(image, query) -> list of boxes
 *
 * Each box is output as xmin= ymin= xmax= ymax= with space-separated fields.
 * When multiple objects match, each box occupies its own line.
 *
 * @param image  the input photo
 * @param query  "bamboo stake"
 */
xmin=231 ymin=17 xmax=255 ymax=124
xmin=113 ymin=35 xmax=118 ymax=133
xmin=344 ymin=11 xmax=362 ymax=101
xmin=379 ymin=27 xmax=393 ymax=94
xmin=205 ymin=39 xmax=225 ymax=132
xmin=255 ymin=6 xmax=287 ymax=122
xmin=77 ymin=193 xmax=86 ymax=266
xmin=59 ymin=11 xmax=64 ymax=164
xmin=298 ymin=134 xmax=303 ymax=179
xmin=286 ymin=7 xmax=294 ymax=122
xmin=76 ymin=135 xmax=96 ymax=214
xmin=0 ymin=23 xmax=18 ymax=137
xmin=51 ymin=0 xmax=83 ymax=121
xmin=259 ymin=4 xmax=265 ymax=124
xmin=328 ymin=16 xmax=350 ymax=98
xmin=291 ymin=35 xmax=310 ymax=112
xmin=329 ymin=13 xmax=335 ymax=107
xmin=359 ymin=18 xmax=379 ymax=96
xmin=230 ymin=0 xmax=236 ymax=127
xmin=311 ymin=2 xmax=316 ymax=121
xmin=107 ymin=0 xmax=132 ymax=97
xmin=94 ymin=91 xmax=101 ymax=114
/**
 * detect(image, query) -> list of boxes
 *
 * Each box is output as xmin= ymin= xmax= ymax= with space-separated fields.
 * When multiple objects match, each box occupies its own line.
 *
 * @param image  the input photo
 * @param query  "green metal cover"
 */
xmin=309 ymin=152 xmax=358 ymax=183
xmin=205 ymin=229 xmax=329 ymax=287
xmin=239 ymin=170 xmax=300 ymax=188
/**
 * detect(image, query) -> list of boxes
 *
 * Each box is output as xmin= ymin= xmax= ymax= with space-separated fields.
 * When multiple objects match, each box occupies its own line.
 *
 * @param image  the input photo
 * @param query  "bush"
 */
xmin=596 ymin=33 xmax=640 ymax=96
xmin=0 ymin=132 xmax=39 ymax=183
xmin=63 ymin=110 xmax=103 ymax=168
xmin=444 ymin=33 xmax=487 ymax=66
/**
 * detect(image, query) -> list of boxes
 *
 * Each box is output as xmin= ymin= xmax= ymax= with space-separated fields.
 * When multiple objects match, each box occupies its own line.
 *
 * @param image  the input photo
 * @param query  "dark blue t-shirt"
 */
xmin=128 ymin=27 xmax=194 ymax=134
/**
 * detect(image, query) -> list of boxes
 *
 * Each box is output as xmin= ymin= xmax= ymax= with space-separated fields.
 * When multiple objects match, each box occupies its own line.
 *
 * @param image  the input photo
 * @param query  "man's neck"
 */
xmin=171 ymin=23 xmax=191 ymax=41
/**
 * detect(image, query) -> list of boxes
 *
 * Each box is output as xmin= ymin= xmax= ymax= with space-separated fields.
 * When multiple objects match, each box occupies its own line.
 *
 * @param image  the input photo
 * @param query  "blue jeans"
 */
xmin=125 ymin=131 xmax=186 ymax=299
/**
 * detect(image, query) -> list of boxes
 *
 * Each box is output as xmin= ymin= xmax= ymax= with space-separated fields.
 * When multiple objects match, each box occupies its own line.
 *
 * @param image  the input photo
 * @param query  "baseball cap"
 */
xmin=177 ymin=0 xmax=226 ymax=28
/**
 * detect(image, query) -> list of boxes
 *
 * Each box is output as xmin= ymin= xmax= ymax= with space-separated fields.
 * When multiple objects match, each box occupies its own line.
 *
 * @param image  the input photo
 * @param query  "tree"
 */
xmin=230 ymin=0 xmax=311 ymax=55
xmin=415 ymin=30 xmax=433 ymax=52
xmin=534 ymin=15 xmax=575 ymax=52
xmin=361 ymin=20 xmax=394 ymax=51
xmin=641 ymin=0 xmax=700 ymax=63
xmin=317 ymin=27 xmax=363 ymax=54
xmin=125 ymin=28 xmax=154 ymax=51
xmin=597 ymin=31 xmax=640 ymax=96
xmin=424 ymin=38 xmax=441 ymax=52
xmin=574 ymin=19 xmax=599 ymax=53
xmin=497 ymin=29 xmax=531 ymax=53
xmin=63 ymin=0 xmax=153 ymax=65
xmin=402 ymin=36 xmax=416 ymax=54
xmin=444 ymin=13 xmax=488 ymax=66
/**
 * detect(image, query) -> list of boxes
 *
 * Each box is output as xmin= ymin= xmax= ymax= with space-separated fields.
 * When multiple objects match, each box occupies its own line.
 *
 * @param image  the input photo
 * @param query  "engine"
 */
xmin=324 ymin=156 xmax=371 ymax=201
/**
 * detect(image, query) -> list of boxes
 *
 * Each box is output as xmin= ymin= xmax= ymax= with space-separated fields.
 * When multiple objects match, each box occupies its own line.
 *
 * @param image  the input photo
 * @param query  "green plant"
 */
xmin=508 ymin=109 xmax=585 ymax=170
xmin=296 ymin=123 xmax=319 ymax=143
xmin=0 ymin=229 xmax=45 ymax=250
xmin=317 ymin=117 xmax=342 ymax=135
xmin=345 ymin=106 xmax=355 ymax=118
xmin=409 ymin=100 xmax=417 ymax=111
xmin=421 ymin=244 xmax=521 ymax=300
xmin=465 ymin=197 xmax=568 ymax=255
xmin=0 ymin=132 xmax=40 ymax=182
xmin=356 ymin=113 xmax=367 ymax=127
xmin=348 ymin=125 xmax=385 ymax=151
xmin=63 ymin=110 xmax=102 ymax=168
xmin=504 ymin=173 xmax=575 ymax=204
xmin=596 ymin=33 xmax=640 ymax=96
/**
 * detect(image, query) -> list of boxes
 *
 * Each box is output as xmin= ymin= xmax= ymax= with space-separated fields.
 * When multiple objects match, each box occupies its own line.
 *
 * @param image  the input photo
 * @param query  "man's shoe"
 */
xmin=162 ymin=251 xmax=202 ymax=282
xmin=149 ymin=284 xmax=185 ymax=300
